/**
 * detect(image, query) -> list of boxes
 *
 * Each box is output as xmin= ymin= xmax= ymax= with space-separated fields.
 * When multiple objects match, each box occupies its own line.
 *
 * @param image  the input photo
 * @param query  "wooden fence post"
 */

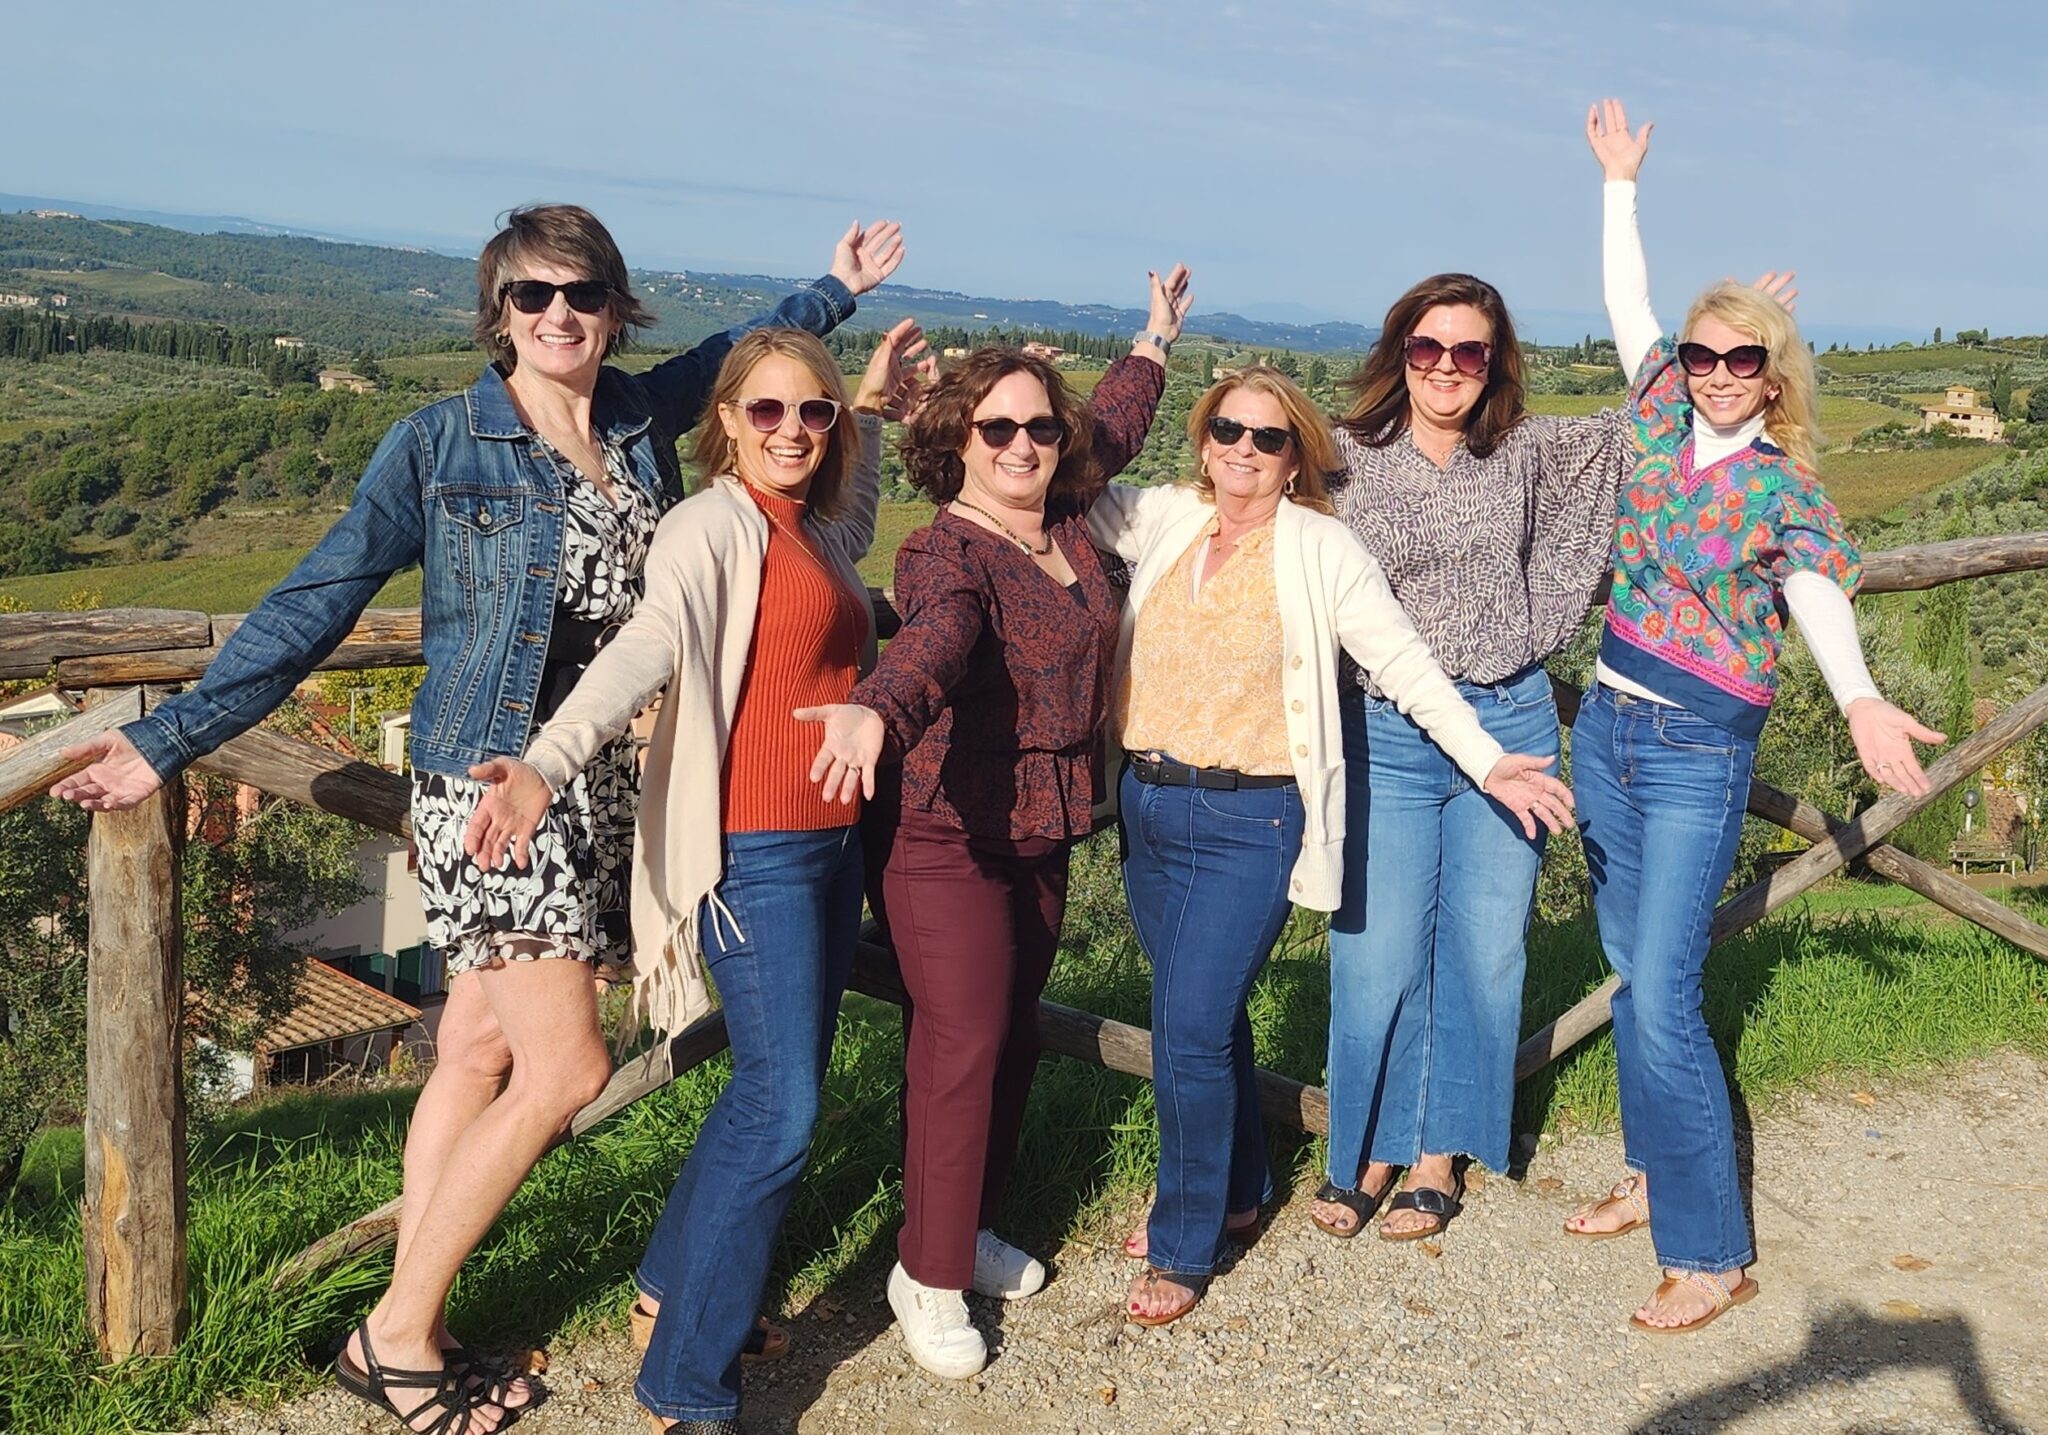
xmin=82 ymin=770 xmax=188 ymax=1358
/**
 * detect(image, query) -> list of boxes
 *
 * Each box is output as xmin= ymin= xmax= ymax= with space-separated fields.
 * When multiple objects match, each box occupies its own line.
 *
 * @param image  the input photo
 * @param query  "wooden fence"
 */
xmin=3 ymin=531 xmax=2046 ymax=1357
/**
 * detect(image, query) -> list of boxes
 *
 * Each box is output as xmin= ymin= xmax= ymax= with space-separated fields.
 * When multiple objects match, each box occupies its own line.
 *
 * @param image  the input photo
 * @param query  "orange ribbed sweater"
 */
xmin=721 ymin=482 xmax=865 ymax=832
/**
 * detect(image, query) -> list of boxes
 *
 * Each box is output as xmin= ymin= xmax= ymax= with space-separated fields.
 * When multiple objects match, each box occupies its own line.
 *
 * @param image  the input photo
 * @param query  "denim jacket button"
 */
xmin=477 ymin=509 xmax=493 ymax=527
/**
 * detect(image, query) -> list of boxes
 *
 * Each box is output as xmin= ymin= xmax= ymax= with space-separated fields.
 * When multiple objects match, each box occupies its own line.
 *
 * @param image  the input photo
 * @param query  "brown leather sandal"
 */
xmin=1563 ymin=1175 xmax=1649 ymax=1241
xmin=1628 ymin=1269 xmax=1759 ymax=1334
xmin=628 ymin=1301 xmax=788 ymax=1363
xmin=1126 ymin=1267 xmax=1208 ymax=1329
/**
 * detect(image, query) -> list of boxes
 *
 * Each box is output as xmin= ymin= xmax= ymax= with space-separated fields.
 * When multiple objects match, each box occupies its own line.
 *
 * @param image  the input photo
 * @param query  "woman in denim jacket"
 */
xmin=54 ymin=204 xmax=902 ymax=1435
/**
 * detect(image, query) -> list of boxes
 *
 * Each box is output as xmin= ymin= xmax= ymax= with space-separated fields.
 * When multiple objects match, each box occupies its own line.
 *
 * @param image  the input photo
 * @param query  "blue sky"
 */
xmin=7 ymin=1 xmax=2044 ymax=340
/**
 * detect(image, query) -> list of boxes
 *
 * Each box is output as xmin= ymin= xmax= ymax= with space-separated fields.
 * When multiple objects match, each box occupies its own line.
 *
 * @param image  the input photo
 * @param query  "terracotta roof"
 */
xmin=258 ymin=958 xmax=421 ymax=1054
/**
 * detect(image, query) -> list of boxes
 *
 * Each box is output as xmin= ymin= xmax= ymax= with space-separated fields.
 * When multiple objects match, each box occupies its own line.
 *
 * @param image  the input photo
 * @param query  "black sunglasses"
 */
xmin=972 ymin=416 xmax=1066 ymax=448
xmin=500 ymin=279 xmax=613 ymax=315
xmin=738 ymin=397 xmax=842 ymax=433
xmin=1403 ymin=335 xmax=1492 ymax=377
xmin=1206 ymin=415 xmax=1294 ymax=455
xmin=1676 ymin=341 xmax=1769 ymax=379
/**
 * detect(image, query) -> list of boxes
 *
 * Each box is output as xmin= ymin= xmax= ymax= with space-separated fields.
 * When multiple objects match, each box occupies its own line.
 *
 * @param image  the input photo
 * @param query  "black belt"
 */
xmin=538 ymin=615 xmax=623 ymax=719
xmin=1128 ymin=752 xmax=1295 ymax=791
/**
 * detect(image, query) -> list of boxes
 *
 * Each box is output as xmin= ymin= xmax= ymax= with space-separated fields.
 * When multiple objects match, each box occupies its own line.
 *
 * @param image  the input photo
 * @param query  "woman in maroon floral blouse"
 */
xmin=797 ymin=265 xmax=1190 ymax=1380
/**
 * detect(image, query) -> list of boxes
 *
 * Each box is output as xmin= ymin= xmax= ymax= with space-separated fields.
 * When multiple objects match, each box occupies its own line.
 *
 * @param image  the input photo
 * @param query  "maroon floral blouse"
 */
xmin=851 ymin=353 xmax=1167 ymax=840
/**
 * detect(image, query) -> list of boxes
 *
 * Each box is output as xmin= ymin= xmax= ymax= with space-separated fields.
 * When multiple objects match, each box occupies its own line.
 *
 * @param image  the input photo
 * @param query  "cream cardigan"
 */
xmin=1088 ymin=482 xmax=1504 ymax=912
xmin=522 ymin=414 xmax=882 ymax=1036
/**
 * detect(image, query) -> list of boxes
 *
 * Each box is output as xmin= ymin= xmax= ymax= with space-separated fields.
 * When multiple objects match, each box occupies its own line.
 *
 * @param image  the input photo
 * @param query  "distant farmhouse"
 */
xmin=272 ymin=335 xmax=308 ymax=350
xmin=1921 ymin=385 xmax=2005 ymax=442
xmin=28 ymin=208 xmax=81 ymax=219
xmin=318 ymin=367 xmax=379 ymax=394
xmin=0 ymin=293 xmax=41 ymax=308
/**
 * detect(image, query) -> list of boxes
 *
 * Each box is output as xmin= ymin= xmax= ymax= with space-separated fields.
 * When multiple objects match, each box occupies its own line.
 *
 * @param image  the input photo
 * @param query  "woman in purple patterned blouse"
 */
xmin=796 ymin=266 xmax=1190 ymax=1380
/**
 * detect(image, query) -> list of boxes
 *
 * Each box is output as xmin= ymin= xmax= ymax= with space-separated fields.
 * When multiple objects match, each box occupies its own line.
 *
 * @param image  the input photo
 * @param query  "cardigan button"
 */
xmin=1290 ymin=654 xmax=1303 ymax=669
xmin=1291 ymin=699 xmax=1304 ymax=713
xmin=1295 ymin=743 xmax=1308 ymax=757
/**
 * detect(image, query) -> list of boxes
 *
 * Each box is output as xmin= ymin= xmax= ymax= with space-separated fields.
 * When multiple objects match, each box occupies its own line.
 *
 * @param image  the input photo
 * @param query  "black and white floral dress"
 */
xmin=411 ymin=439 xmax=660 ymax=978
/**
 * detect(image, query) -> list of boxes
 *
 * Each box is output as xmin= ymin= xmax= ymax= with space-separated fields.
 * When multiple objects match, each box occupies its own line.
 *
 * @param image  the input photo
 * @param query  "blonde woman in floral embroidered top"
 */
xmin=1084 ymin=367 xmax=1577 ymax=1327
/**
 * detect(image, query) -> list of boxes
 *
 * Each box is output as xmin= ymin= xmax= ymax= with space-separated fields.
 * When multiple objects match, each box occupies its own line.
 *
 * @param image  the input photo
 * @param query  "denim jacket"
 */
xmin=124 ymin=276 xmax=856 ymax=781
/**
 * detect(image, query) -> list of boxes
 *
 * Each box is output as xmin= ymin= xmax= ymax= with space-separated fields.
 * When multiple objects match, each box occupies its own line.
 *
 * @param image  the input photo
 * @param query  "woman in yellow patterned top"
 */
xmin=1086 ymin=367 xmax=1576 ymax=1327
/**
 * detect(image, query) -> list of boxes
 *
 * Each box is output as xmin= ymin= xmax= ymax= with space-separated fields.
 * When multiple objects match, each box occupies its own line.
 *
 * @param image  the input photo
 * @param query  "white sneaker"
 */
xmin=971 ymin=1228 xmax=1047 ymax=1300
xmin=887 ymin=1261 xmax=987 ymax=1379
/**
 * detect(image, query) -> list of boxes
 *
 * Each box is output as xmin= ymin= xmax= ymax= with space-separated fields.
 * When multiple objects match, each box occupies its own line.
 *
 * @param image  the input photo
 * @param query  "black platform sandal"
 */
xmin=336 ymin=1321 xmax=490 ymax=1435
xmin=1309 ymin=1177 xmax=1393 ymax=1240
xmin=1379 ymin=1170 xmax=1465 ymax=1243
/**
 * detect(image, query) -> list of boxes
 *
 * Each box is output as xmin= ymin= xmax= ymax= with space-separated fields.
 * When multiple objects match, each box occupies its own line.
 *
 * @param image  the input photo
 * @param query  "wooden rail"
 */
xmin=3 ymin=526 xmax=2043 ymax=1352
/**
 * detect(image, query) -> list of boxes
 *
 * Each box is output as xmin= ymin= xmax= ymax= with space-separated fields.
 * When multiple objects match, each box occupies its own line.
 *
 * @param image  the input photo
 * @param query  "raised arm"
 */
xmin=1588 ymin=99 xmax=1661 ymax=382
xmin=820 ymin=318 xmax=934 ymax=568
xmin=54 ymin=420 xmax=430 ymax=808
xmin=1089 ymin=264 xmax=1192 ymax=477
xmin=636 ymin=220 xmax=906 ymax=439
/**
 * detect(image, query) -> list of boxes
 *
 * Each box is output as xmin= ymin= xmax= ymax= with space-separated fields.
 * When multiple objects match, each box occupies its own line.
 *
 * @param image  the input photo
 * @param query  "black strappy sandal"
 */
xmin=444 ymin=1346 xmax=540 ymax=1422
xmin=336 ymin=1321 xmax=490 ymax=1435
xmin=1379 ymin=1170 xmax=1465 ymax=1243
xmin=1309 ymin=1177 xmax=1393 ymax=1240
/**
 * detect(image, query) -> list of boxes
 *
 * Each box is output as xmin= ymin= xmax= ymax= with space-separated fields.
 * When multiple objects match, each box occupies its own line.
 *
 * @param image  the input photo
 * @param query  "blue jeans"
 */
xmin=1325 ymin=666 xmax=1557 ymax=1182
xmin=1120 ymin=764 xmax=1301 ymax=1279
xmin=634 ymin=825 xmax=862 ymax=1423
xmin=1572 ymin=684 xmax=1757 ymax=1273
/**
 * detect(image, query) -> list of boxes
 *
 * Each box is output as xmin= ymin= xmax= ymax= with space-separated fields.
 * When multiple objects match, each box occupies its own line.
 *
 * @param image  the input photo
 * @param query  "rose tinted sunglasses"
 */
xmin=1403 ymin=335 xmax=1492 ymax=377
xmin=1676 ymin=341 xmax=1769 ymax=379
xmin=1206 ymin=415 xmax=1294 ymax=455
xmin=500 ymin=279 xmax=613 ymax=315
xmin=972 ymin=416 xmax=1066 ymax=448
xmin=739 ymin=397 xmax=842 ymax=433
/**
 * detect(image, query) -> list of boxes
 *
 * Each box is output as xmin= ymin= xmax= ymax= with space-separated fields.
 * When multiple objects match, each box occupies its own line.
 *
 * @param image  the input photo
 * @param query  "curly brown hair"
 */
xmin=473 ymin=204 xmax=657 ymax=371
xmin=898 ymin=348 xmax=1096 ymax=503
xmin=1337 ymin=272 xmax=1527 ymax=460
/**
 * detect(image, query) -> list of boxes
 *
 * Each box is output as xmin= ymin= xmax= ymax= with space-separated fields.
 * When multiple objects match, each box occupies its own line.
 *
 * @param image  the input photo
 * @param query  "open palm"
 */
xmin=1585 ymin=97 xmax=1652 ymax=182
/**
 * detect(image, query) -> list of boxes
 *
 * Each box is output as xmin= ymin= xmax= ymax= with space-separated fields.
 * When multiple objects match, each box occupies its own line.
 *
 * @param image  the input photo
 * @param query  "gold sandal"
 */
xmin=1563 ymin=1175 xmax=1649 ymax=1241
xmin=1629 ymin=1269 xmax=1759 ymax=1334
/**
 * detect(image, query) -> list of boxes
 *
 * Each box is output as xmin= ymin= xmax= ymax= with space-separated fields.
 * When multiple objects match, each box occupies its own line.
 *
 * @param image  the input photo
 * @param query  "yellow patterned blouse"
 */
xmin=1115 ymin=516 xmax=1291 ymax=775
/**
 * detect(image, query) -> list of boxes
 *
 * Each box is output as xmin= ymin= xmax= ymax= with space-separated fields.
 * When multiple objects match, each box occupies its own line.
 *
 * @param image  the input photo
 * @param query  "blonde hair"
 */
xmin=1187 ymin=367 xmax=1339 ymax=515
xmin=1683 ymin=282 xmax=1820 ymax=474
xmin=688 ymin=328 xmax=859 ymax=522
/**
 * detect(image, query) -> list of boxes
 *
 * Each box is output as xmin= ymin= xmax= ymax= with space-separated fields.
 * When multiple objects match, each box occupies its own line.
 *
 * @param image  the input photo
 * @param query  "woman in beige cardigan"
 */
xmin=1085 ymin=367 xmax=1575 ymax=1326
xmin=463 ymin=321 xmax=928 ymax=1435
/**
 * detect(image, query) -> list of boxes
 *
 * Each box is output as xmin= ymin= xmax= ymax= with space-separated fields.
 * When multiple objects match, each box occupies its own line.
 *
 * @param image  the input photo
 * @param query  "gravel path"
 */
xmin=196 ymin=1050 xmax=2047 ymax=1434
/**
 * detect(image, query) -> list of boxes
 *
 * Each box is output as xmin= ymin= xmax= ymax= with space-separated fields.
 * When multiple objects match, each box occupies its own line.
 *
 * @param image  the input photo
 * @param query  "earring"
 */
xmin=1284 ymin=475 xmax=1299 ymax=496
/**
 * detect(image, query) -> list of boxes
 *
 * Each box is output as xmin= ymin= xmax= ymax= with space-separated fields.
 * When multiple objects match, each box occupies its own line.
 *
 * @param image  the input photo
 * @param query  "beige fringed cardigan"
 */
xmin=523 ymin=414 xmax=881 ymax=1036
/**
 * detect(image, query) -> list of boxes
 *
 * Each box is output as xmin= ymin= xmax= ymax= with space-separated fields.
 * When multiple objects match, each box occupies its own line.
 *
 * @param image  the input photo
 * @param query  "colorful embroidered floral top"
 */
xmin=1598 ymin=335 xmax=1862 ymax=739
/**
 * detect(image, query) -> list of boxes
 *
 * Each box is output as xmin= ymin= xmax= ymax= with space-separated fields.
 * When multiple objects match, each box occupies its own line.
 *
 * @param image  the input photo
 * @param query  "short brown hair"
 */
xmin=1337 ymin=273 xmax=1528 ymax=460
xmin=473 ymin=204 xmax=656 ymax=369
xmin=898 ymin=348 xmax=1096 ymax=504
xmin=687 ymin=328 xmax=861 ymax=523
xmin=1187 ymin=367 xmax=1339 ymax=515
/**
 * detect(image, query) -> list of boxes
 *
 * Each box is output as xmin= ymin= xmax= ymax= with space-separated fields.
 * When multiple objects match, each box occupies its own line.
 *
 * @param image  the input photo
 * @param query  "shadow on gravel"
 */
xmin=1628 ymin=1304 xmax=2028 ymax=1434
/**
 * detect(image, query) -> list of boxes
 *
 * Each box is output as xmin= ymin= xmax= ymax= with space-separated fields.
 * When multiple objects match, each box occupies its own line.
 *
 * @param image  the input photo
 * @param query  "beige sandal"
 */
xmin=1629 ymin=1269 xmax=1759 ymax=1334
xmin=629 ymin=1300 xmax=788 ymax=1363
xmin=1563 ymin=1175 xmax=1649 ymax=1241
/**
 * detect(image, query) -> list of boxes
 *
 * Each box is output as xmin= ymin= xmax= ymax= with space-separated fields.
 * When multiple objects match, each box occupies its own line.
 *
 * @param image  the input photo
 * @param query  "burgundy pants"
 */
xmin=871 ymin=797 xmax=1071 ymax=1290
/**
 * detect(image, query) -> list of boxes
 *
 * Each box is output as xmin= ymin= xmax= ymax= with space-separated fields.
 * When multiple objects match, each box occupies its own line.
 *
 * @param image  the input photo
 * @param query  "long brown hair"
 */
xmin=1338 ymin=273 xmax=1527 ymax=459
xmin=898 ymin=347 xmax=1096 ymax=503
xmin=1187 ymin=367 xmax=1339 ymax=515
xmin=688 ymin=328 xmax=861 ymax=523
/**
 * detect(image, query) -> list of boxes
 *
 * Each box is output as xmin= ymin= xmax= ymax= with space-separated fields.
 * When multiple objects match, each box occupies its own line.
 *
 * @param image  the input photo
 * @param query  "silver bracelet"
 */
xmin=1134 ymin=330 xmax=1173 ymax=357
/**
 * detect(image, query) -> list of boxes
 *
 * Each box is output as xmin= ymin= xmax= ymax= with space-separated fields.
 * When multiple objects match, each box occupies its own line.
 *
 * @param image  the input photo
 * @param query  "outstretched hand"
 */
xmin=1143 ymin=263 xmax=1193 ymax=348
xmin=1751 ymin=270 xmax=1799 ymax=313
xmin=1585 ymin=98 xmax=1652 ymax=182
xmin=461 ymin=757 xmax=553 ymax=872
xmin=1482 ymin=753 xmax=1576 ymax=840
xmin=829 ymin=220 xmax=906 ymax=297
xmin=1845 ymin=697 xmax=1946 ymax=798
xmin=795 ymin=703 xmax=885 ymax=804
xmin=852 ymin=316 xmax=938 ymax=420
xmin=49 ymin=729 xmax=164 ymax=811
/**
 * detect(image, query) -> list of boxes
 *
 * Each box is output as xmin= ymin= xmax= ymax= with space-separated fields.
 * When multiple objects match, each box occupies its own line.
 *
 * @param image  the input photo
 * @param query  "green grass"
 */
xmin=4 ymin=848 xmax=2044 ymax=1434
xmin=1817 ymin=446 xmax=2001 ymax=521
xmin=1818 ymin=344 xmax=2034 ymax=377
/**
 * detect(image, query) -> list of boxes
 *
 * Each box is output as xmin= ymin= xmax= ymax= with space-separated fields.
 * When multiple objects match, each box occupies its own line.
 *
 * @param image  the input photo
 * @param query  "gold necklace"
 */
xmin=952 ymin=498 xmax=1053 ymax=555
